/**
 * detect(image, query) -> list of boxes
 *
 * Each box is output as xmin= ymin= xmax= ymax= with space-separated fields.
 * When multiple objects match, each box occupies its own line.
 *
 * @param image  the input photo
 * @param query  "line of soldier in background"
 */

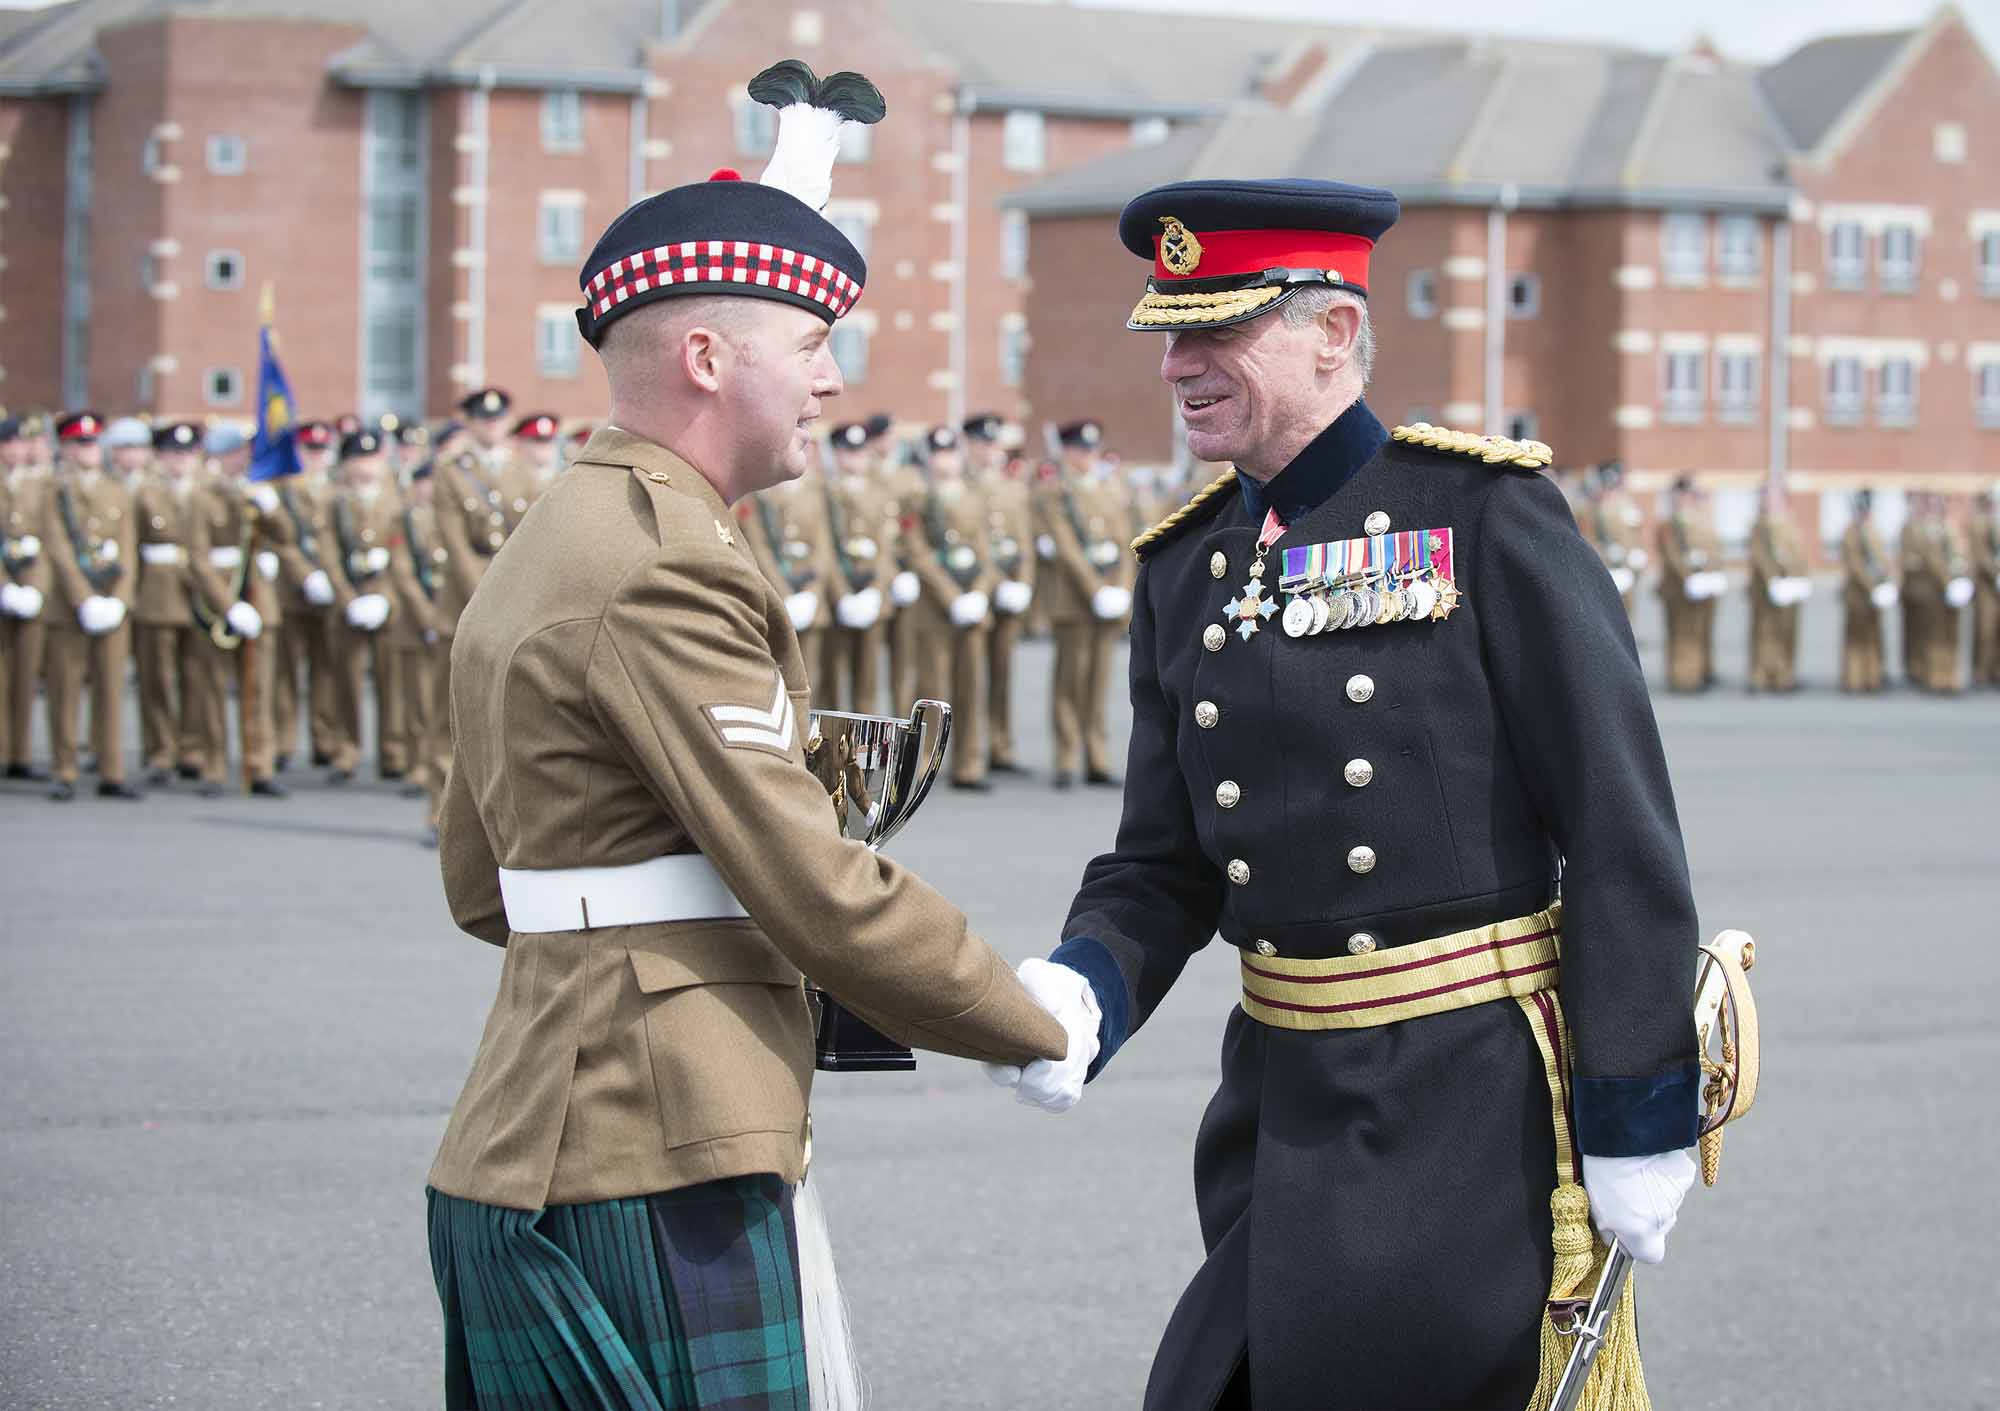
xmin=1576 ymin=462 xmax=2000 ymax=696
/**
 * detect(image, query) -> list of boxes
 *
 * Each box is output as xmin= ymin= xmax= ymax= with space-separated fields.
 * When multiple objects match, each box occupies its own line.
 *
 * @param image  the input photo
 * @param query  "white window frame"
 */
xmin=535 ymin=305 xmax=579 ymax=379
xmin=1662 ymin=348 xmax=1706 ymax=423
xmin=1975 ymin=362 xmax=2000 ymax=429
xmin=541 ymin=90 xmax=584 ymax=154
xmin=142 ymin=133 xmax=163 ymax=176
xmin=1825 ymin=356 xmax=1865 ymax=425
xmin=831 ymin=321 xmax=870 ymax=385
xmin=1826 ymin=222 xmax=1867 ymax=290
xmin=1406 ymin=270 xmax=1437 ymax=319
xmin=999 ymin=210 xmax=1029 ymax=280
xmin=204 ymin=366 xmax=243 ymax=407
xmin=1715 ymin=349 xmax=1759 ymax=424
xmin=734 ymin=97 xmax=777 ymax=157
xmin=1876 ymin=359 xmax=1917 ymax=427
xmin=1717 ymin=215 xmax=1761 ymax=283
xmin=1506 ymin=273 xmax=1540 ymax=319
xmin=537 ymin=192 xmax=585 ymax=266
xmin=204 ymin=248 xmax=244 ymax=291
xmin=1661 ymin=212 xmax=1708 ymax=287
xmin=1130 ymin=117 xmax=1170 ymax=147
xmin=836 ymin=121 xmax=871 ymax=164
xmin=206 ymin=134 xmax=246 ymax=175
xmin=1878 ymin=224 xmax=1920 ymax=293
xmin=825 ymin=205 xmax=872 ymax=264
xmin=1980 ymin=232 xmax=2000 ymax=297
xmin=136 ymin=364 xmax=155 ymax=407
xmin=1002 ymin=110 xmax=1045 ymax=173
xmin=138 ymin=251 xmax=158 ymax=291
xmin=999 ymin=324 xmax=1028 ymax=388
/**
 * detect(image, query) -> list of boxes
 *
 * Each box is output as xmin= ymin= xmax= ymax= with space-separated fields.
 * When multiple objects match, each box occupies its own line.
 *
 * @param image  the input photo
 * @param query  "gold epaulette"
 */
xmin=1390 ymin=422 xmax=1554 ymax=471
xmin=1131 ymin=470 xmax=1240 ymax=559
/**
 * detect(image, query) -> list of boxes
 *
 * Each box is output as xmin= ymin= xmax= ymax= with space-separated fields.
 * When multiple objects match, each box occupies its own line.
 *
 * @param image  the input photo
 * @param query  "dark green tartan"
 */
xmin=427 ymin=1176 xmax=810 ymax=1411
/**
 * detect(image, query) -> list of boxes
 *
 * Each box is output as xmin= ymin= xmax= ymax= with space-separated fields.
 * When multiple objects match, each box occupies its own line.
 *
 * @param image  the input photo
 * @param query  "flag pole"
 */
xmin=241 ymin=281 xmax=278 ymax=795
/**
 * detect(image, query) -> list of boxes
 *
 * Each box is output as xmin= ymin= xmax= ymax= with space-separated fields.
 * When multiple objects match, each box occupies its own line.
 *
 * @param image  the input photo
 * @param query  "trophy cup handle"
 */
xmin=870 ymin=698 xmax=951 ymax=850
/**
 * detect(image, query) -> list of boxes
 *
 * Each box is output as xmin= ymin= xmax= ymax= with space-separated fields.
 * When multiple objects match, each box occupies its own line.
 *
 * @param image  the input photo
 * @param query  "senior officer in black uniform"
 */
xmin=990 ymin=181 xmax=1705 ymax=1410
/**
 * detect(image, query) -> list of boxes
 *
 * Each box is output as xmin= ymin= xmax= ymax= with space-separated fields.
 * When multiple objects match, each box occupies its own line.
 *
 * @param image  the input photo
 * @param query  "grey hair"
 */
xmin=1280 ymin=285 xmax=1374 ymax=387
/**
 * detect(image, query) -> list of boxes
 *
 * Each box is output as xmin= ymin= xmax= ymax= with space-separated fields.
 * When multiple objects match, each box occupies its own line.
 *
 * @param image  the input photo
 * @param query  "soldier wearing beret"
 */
xmin=1 ymin=415 xmax=54 ymax=780
xmin=1746 ymin=482 xmax=1810 ymax=693
xmin=991 ymin=179 xmax=1705 ymax=1409
xmin=131 ymin=422 xmax=206 ymax=785
xmin=816 ymin=420 xmax=899 ymax=712
xmin=1839 ymin=489 xmax=1896 ymax=692
xmin=425 ymin=61 xmax=1087 ymax=1411
xmin=1584 ymin=460 xmax=1647 ymax=618
xmin=510 ymin=412 xmax=565 ymax=497
xmin=967 ymin=414 xmax=1035 ymax=774
xmin=1659 ymin=475 xmax=1724 ymax=692
xmin=904 ymin=425 xmax=997 ymax=789
xmin=394 ymin=459 xmax=445 ymax=811
xmin=325 ymin=429 xmax=415 ymax=784
xmin=739 ymin=439 xmax=839 ymax=680
xmin=268 ymin=419 xmax=341 ymax=771
xmin=1972 ymin=487 xmax=2000 ymax=688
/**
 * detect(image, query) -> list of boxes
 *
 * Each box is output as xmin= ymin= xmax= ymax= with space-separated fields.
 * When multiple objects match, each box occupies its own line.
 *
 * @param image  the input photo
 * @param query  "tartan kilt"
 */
xmin=427 ymin=1176 xmax=810 ymax=1411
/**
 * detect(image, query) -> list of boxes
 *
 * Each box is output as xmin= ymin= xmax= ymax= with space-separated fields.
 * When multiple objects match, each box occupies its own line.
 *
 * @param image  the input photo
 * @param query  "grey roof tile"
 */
xmin=1758 ymin=28 xmax=1912 ymax=151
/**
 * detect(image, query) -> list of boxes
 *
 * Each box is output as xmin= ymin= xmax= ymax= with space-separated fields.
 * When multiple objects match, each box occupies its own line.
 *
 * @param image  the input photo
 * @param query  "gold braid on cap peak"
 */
xmin=1390 ymin=422 xmax=1554 ymax=471
xmin=1132 ymin=470 xmax=1240 ymax=559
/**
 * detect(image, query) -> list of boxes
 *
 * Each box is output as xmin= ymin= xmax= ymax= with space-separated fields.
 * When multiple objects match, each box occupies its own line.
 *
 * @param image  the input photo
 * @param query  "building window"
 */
xmin=138 ymin=251 xmax=157 ymax=290
xmin=537 ymin=194 xmax=584 ymax=265
xmin=205 ymin=367 xmax=242 ymax=406
xmin=536 ymin=307 xmax=579 ymax=379
xmin=142 ymin=133 xmax=163 ymax=176
xmin=1002 ymin=110 xmax=1045 ymax=173
xmin=734 ymin=98 xmax=777 ymax=157
xmin=1506 ymin=411 xmax=1539 ymax=442
xmin=1662 ymin=213 xmax=1707 ymax=286
xmin=1131 ymin=117 xmax=1170 ymax=147
xmin=1935 ymin=122 xmax=1967 ymax=164
xmin=1980 ymin=233 xmax=2000 ymax=296
xmin=1976 ymin=363 xmax=2000 ymax=428
xmin=1506 ymin=273 xmax=1540 ymax=319
xmin=1662 ymin=349 xmax=1705 ymax=422
xmin=542 ymin=90 xmax=584 ymax=153
xmin=1406 ymin=270 xmax=1437 ymax=318
xmin=136 ymin=364 xmax=155 ymax=407
xmin=204 ymin=249 xmax=243 ymax=290
xmin=206 ymin=134 xmax=246 ymax=175
xmin=1878 ymin=224 xmax=1920 ymax=293
xmin=1000 ymin=211 xmax=1029 ymax=280
xmin=1825 ymin=357 xmax=1865 ymax=424
xmin=826 ymin=206 xmax=872 ymax=263
xmin=1716 ymin=349 xmax=1759 ymax=424
xmin=836 ymin=121 xmax=870 ymax=163
xmin=1717 ymin=215 xmax=1761 ymax=282
xmin=831 ymin=322 xmax=869 ymax=384
xmin=1876 ymin=359 xmax=1916 ymax=426
xmin=999 ymin=325 xmax=1027 ymax=388
xmin=1826 ymin=222 xmax=1866 ymax=290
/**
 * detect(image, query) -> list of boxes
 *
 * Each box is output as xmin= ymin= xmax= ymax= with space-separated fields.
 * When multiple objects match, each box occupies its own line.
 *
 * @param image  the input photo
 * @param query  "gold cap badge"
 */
xmin=1159 ymin=216 xmax=1203 ymax=276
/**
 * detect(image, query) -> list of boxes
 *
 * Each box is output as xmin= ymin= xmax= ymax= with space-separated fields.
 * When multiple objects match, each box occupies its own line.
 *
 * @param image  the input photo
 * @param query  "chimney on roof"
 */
xmin=1258 ymin=39 xmax=1331 ymax=109
xmin=1687 ymin=33 xmax=1723 ymax=64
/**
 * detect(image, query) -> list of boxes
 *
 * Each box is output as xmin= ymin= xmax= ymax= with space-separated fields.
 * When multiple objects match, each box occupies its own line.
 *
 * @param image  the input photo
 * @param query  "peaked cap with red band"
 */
xmin=1117 ymin=179 xmax=1400 ymax=332
xmin=512 ymin=413 xmax=560 ymax=442
xmin=55 ymin=410 xmax=104 ymax=443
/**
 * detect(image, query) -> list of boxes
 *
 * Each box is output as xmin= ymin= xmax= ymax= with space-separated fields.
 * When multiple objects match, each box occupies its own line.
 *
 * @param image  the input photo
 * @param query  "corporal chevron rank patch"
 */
xmin=704 ymin=673 xmax=798 ymax=757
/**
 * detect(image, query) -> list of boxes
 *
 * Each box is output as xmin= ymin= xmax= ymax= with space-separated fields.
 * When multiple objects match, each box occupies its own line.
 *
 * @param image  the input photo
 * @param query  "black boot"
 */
xmin=48 ymin=780 xmax=76 ymax=802
xmin=8 ymin=763 xmax=49 ymax=781
xmin=250 ymin=778 xmax=289 ymax=799
xmin=97 ymin=780 xmax=145 ymax=800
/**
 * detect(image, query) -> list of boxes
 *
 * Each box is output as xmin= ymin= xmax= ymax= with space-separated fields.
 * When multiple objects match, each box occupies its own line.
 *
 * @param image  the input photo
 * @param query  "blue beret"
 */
xmin=204 ymin=424 xmax=247 ymax=455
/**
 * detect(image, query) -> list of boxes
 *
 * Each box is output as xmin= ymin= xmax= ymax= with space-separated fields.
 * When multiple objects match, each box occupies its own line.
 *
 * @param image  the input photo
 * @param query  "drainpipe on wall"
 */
xmin=1768 ymin=217 xmax=1791 ymax=488
xmin=61 ymin=94 xmax=94 ymax=409
xmin=465 ymin=67 xmax=495 ymax=390
xmin=628 ymin=91 xmax=649 ymax=207
xmin=948 ymin=101 xmax=970 ymax=432
xmin=1483 ymin=183 xmax=1516 ymax=436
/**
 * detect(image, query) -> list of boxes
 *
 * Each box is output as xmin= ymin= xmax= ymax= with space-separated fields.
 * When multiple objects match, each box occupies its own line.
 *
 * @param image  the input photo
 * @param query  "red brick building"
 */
xmin=1014 ymin=7 xmax=2000 ymax=546
xmin=0 ymin=0 xmax=1366 ymax=432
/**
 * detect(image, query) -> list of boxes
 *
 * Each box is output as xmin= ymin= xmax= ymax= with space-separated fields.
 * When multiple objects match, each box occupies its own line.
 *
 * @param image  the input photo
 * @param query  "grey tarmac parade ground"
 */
xmin=1 ymin=581 xmax=1995 ymax=1410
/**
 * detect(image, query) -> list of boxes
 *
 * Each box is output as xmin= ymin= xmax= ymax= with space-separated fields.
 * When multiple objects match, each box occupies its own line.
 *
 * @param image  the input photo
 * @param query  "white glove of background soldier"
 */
xmin=949 ymin=590 xmax=990 ymax=628
xmin=1581 ymin=1149 xmax=1697 ymax=1265
xmin=834 ymin=588 xmax=882 ymax=630
xmin=1871 ymin=582 xmax=1898 ymax=609
xmin=225 ymin=601 xmax=264 ymax=640
xmin=890 ymin=571 xmax=920 ymax=607
xmin=77 ymin=595 xmax=127 ymax=635
xmin=1091 ymin=585 xmax=1133 ymax=621
xmin=344 ymin=593 xmax=392 ymax=632
xmin=984 ymin=959 xmax=1101 ymax=1113
xmin=994 ymin=579 xmax=1033 ymax=615
xmin=1 ymin=583 xmax=44 ymax=619
xmin=784 ymin=590 xmax=820 ymax=634
xmin=302 ymin=569 xmax=336 ymax=607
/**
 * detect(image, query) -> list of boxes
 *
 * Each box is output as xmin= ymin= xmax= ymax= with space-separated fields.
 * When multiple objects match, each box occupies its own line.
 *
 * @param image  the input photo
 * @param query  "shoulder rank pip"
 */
xmin=1390 ymin=422 xmax=1554 ymax=471
xmin=1132 ymin=470 xmax=1240 ymax=560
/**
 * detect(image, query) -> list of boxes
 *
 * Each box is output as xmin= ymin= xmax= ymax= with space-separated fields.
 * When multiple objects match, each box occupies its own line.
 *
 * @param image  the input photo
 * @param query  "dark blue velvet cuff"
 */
xmin=1049 ymin=936 xmax=1129 ymax=1082
xmin=1572 ymin=1060 xmax=1702 ymax=1157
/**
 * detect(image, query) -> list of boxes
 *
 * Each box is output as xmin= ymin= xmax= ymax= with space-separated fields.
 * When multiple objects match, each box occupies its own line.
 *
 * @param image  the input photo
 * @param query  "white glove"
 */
xmin=1608 ymin=566 xmax=1635 ymax=595
xmin=1035 ymin=534 xmax=1057 ymax=560
xmin=834 ymin=587 xmax=882 ymax=630
xmin=77 ymin=594 xmax=126 ymax=635
xmin=890 ymin=570 xmax=920 ymax=607
xmin=949 ymin=590 xmax=990 ymax=628
xmin=994 ymin=579 xmax=1033 ymax=615
xmin=302 ymin=569 xmax=336 ymax=607
xmin=344 ymin=592 xmax=392 ymax=632
xmin=1871 ymin=581 xmax=1898 ymax=609
xmin=984 ymin=959 xmax=1102 ymax=1114
xmin=1581 ymin=1149 xmax=1698 ymax=1265
xmin=225 ymin=600 xmax=264 ymax=640
xmin=1946 ymin=576 xmax=1975 ymax=609
xmin=249 ymin=485 xmax=280 ymax=515
xmin=1091 ymin=584 xmax=1133 ymax=621
xmin=784 ymin=590 xmax=820 ymax=633
xmin=1 ymin=582 xmax=40 ymax=618
xmin=1628 ymin=547 xmax=1650 ymax=571
xmin=1764 ymin=580 xmax=1784 ymax=607
xmin=255 ymin=550 xmax=280 ymax=581
xmin=0 ymin=583 xmax=17 ymax=617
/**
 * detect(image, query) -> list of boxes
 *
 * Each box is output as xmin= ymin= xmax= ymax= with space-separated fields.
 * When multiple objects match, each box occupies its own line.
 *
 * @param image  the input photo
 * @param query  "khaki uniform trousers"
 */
xmin=1051 ymin=619 xmax=1118 ymax=777
xmin=888 ymin=607 xmax=919 ymax=716
xmin=423 ymin=633 xmax=456 ymax=827
xmin=185 ymin=631 xmax=280 ymax=785
xmin=135 ymin=623 xmax=203 ymax=772
xmin=398 ymin=643 xmax=436 ymax=788
xmin=1663 ymin=596 xmax=1714 ymax=692
xmin=1747 ymin=599 xmax=1801 ymax=691
xmin=5 ymin=615 xmax=46 ymax=768
xmin=331 ymin=621 xmax=406 ymax=776
xmin=1840 ymin=592 xmax=1887 ymax=693
xmin=912 ymin=608 xmax=988 ymax=785
xmin=44 ymin=622 xmax=131 ymax=785
xmin=274 ymin=608 xmax=341 ymax=764
xmin=986 ymin=608 xmax=1027 ymax=768
xmin=1974 ymin=582 xmax=2000 ymax=687
xmin=817 ymin=620 xmax=886 ymax=715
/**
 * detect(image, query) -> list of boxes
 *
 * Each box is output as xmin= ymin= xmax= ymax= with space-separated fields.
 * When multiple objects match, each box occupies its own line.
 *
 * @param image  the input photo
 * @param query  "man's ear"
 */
xmin=1318 ymin=301 xmax=1361 ymax=375
xmin=682 ymin=326 xmax=726 ymax=393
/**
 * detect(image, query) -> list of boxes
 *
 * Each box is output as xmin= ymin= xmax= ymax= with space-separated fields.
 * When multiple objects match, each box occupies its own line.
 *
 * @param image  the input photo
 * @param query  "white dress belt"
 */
xmin=497 ymin=853 xmax=749 ymax=934
xmin=140 ymin=543 xmax=187 ymax=566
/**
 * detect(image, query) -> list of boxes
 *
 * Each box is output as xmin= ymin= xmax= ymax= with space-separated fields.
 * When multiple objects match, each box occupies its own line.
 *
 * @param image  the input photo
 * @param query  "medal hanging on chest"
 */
xmin=1221 ymin=509 xmax=1286 ymax=641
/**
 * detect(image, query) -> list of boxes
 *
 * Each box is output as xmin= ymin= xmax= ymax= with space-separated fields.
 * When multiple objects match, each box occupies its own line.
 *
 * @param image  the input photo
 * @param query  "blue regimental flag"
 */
xmin=249 ymin=324 xmax=302 ymax=482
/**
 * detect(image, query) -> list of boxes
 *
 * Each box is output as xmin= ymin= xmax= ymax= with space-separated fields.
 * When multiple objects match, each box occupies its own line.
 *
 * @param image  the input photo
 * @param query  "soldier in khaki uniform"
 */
xmin=879 ymin=418 xmax=929 ymax=710
xmin=270 ymin=420 xmax=341 ymax=770
xmin=1 ymin=417 xmax=53 ymax=779
xmin=509 ymin=412 xmax=567 ymax=499
xmin=1586 ymin=460 xmax=1648 ymax=617
xmin=39 ymin=413 xmax=141 ymax=801
xmin=1971 ymin=488 xmax=2000 ymax=688
xmin=1657 ymin=474 xmax=1723 ymax=692
xmin=131 ymin=422 xmax=206 ymax=785
xmin=1901 ymin=493 xmax=1970 ymax=693
xmin=1746 ymin=484 xmax=1810 ymax=692
xmin=904 ymin=426 xmax=997 ymax=790
xmin=324 ymin=429 xmax=408 ymax=783
xmin=1035 ymin=418 xmax=1135 ymax=787
xmin=395 ymin=459 xmax=445 ymax=806
xmin=817 ymin=420 xmax=896 ymax=712
xmin=1839 ymin=489 xmax=1896 ymax=693
xmin=968 ymin=415 xmax=1035 ymax=773
xmin=426 ymin=108 xmax=1089 ymax=1410
xmin=740 ymin=461 xmax=838 ymax=678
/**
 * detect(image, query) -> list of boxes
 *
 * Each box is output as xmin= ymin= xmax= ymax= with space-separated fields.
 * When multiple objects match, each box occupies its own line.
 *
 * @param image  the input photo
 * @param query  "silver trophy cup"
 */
xmin=800 ymin=699 xmax=953 ymax=1071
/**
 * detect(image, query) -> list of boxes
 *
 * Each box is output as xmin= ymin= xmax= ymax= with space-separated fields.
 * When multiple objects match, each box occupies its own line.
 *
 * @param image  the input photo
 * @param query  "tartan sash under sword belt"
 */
xmin=56 ymin=486 xmax=124 ymax=595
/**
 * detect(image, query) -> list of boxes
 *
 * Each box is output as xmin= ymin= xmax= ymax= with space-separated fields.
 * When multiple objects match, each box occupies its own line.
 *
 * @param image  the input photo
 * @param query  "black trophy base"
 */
xmin=811 ymin=990 xmax=917 ymax=1073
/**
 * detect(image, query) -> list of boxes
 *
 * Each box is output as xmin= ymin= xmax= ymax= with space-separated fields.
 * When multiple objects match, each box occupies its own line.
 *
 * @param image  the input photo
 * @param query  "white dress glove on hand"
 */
xmin=302 ymin=569 xmax=336 ymax=607
xmin=994 ymin=579 xmax=1033 ymax=615
xmin=344 ymin=593 xmax=392 ymax=632
xmin=1946 ymin=576 xmax=1975 ymax=609
xmin=1091 ymin=585 xmax=1133 ymax=621
xmin=984 ymin=959 xmax=1101 ymax=1113
xmin=784 ymin=590 xmax=820 ymax=634
xmin=250 ymin=485 xmax=281 ymax=516
xmin=78 ymin=595 xmax=127 ymax=635
xmin=1581 ymin=1149 xmax=1697 ymax=1265
xmin=1608 ymin=566 xmax=1635 ymax=595
xmin=835 ymin=587 xmax=882 ymax=630
xmin=2 ymin=582 xmax=38 ymax=618
xmin=949 ymin=590 xmax=990 ymax=628
xmin=225 ymin=601 xmax=264 ymax=640
xmin=890 ymin=571 xmax=921 ymax=607
xmin=1871 ymin=581 xmax=1898 ymax=609
xmin=1627 ymin=547 xmax=1650 ymax=571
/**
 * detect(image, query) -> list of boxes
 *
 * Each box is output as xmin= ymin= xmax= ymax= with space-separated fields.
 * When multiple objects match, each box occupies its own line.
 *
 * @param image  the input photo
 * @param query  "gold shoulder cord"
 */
xmin=1390 ymin=421 xmax=1555 ymax=471
xmin=1131 ymin=470 xmax=1239 ymax=558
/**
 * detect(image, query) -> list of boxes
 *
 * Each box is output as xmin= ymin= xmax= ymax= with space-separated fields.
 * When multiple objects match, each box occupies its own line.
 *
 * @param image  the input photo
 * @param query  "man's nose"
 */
xmin=1159 ymin=334 xmax=1202 ymax=386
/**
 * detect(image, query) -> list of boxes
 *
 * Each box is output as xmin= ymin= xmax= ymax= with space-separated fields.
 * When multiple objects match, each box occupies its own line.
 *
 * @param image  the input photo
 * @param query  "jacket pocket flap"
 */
xmin=627 ymin=924 xmax=804 ymax=994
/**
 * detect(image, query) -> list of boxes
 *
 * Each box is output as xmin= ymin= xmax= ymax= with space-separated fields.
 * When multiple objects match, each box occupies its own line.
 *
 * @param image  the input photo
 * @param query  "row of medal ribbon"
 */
xmin=1274 ymin=526 xmax=1459 ymax=638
